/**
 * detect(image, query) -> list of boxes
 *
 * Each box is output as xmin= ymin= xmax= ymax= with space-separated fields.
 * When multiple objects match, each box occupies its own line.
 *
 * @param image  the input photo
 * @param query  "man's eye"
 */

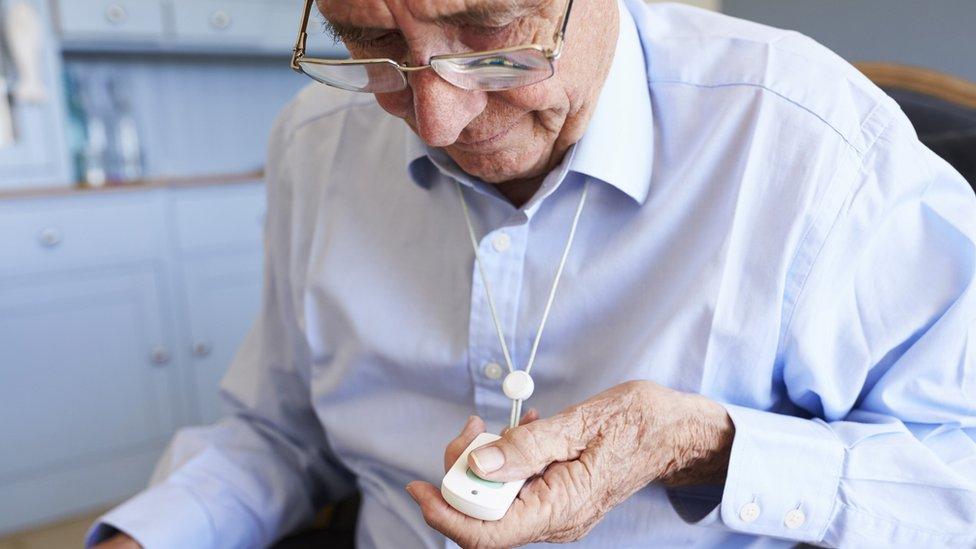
xmin=463 ymin=23 xmax=513 ymax=39
xmin=351 ymin=32 xmax=401 ymax=48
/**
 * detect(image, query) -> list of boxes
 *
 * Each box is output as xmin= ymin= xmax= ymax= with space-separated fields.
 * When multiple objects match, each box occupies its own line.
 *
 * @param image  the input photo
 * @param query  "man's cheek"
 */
xmin=374 ymin=89 xmax=415 ymax=120
xmin=497 ymin=83 xmax=553 ymax=114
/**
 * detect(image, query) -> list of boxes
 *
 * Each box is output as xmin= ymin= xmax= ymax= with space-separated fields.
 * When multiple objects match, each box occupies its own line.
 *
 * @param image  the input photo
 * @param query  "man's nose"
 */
xmin=409 ymin=65 xmax=487 ymax=147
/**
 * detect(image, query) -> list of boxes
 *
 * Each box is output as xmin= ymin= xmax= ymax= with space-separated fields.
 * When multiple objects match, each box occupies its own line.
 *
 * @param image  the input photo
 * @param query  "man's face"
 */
xmin=315 ymin=0 xmax=617 ymax=185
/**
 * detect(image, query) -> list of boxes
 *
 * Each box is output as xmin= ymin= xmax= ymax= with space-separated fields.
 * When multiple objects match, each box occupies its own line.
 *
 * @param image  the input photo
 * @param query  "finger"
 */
xmin=469 ymin=408 xmax=591 ymax=483
xmin=520 ymin=407 xmax=539 ymax=425
xmin=405 ymin=481 xmax=492 ymax=547
xmin=501 ymin=408 xmax=540 ymax=436
xmin=444 ymin=415 xmax=486 ymax=473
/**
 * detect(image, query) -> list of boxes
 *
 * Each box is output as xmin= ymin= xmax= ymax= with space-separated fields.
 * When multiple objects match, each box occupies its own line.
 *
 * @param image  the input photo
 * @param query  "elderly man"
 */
xmin=88 ymin=0 xmax=976 ymax=547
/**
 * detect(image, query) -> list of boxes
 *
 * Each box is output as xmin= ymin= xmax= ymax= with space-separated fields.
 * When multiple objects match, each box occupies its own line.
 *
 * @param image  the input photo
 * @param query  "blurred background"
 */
xmin=0 ymin=1 xmax=972 ymax=547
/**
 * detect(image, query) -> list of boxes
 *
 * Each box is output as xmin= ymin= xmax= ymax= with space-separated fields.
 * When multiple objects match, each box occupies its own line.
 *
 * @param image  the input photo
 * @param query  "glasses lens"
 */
xmin=431 ymin=48 xmax=554 ymax=91
xmin=300 ymin=61 xmax=407 ymax=93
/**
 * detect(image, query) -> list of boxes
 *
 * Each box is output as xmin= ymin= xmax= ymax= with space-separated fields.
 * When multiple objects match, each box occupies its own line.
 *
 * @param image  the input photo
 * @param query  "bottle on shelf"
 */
xmin=106 ymin=76 xmax=144 ymax=183
xmin=69 ymin=71 xmax=108 ymax=187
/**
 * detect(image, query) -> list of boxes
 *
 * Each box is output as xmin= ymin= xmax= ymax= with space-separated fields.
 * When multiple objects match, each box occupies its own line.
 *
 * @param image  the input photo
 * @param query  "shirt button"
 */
xmin=739 ymin=502 xmax=761 ymax=523
xmin=483 ymin=362 xmax=504 ymax=380
xmin=784 ymin=508 xmax=806 ymax=529
xmin=491 ymin=233 xmax=511 ymax=253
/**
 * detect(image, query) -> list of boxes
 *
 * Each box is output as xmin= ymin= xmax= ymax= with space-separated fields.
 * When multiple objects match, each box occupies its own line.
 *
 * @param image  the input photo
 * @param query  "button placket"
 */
xmin=466 ymin=221 xmax=529 ymax=426
xmin=483 ymin=362 xmax=503 ymax=380
xmin=491 ymin=232 xmax=511 ymax=253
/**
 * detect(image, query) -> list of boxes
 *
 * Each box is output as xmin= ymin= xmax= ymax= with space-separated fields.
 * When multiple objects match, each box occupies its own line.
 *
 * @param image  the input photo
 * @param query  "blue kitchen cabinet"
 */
xmin=0 ymin=266 xmax=180 ymax=533
xmin=0 ymin=191 xmax=180 ymax=533
xmin=0 ymin=0 xmax=73 ymax=190
xmin=0 ymin=181 xmax=266 ymax=533
xmin=171 ymin=182 xmax=265 ymax=425
xmin=179 ymin=250 xmax=264 ymax=424
xmin=55 ymin=0 xmax=168 ymax=42
xmin=55 ymin=0 xmax=347 ymax=57
xmin=172 ymin=0 xmax=296 ymax=52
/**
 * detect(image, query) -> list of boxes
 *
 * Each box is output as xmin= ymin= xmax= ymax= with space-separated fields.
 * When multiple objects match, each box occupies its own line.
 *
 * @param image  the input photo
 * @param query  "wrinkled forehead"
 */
xmin=316 ymin=0 xmax=547 ymax=27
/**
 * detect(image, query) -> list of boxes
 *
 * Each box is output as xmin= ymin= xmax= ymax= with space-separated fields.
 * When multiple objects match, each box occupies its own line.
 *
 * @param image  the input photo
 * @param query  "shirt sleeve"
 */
xmin=674 ymin=111 xmax=976 ymax=546
xmin=86 ymin=103 xmax=356 ymax=548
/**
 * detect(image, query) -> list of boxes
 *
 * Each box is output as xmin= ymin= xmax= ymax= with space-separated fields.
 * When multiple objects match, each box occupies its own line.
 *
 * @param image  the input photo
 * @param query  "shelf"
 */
xmin=60 ymin=40 xmax=347 ymax=60
xmin=0 ymin=170 xmax=264 ymax=201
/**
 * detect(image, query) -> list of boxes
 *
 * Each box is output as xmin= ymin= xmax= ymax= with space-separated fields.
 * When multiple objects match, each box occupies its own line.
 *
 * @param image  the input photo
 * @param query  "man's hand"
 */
xmin=406 ymin=380 xmax=735 ymax=548
xmin=92 ymin=533 xmax=141 ymax=548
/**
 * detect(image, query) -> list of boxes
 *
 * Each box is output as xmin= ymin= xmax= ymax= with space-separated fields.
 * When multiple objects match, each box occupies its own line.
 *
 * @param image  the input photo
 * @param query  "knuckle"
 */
xmin=420 ymin=510 xmax=438 ymax=529
xmin=505 ymin=426 xmax=542 ymax=463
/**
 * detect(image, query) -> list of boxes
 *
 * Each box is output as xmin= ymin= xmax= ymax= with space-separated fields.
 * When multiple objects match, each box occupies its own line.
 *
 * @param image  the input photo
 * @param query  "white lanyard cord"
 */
xmin=456 ymin=179 xmax=591 ymax=428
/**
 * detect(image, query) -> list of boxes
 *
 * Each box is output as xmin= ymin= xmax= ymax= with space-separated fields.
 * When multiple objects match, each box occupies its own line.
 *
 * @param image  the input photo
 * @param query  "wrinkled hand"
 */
xmin=406 ymin=380 xmax=734 ymax=548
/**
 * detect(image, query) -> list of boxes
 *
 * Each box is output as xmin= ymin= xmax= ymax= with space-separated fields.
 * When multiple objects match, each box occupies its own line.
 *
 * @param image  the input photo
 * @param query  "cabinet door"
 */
xmin=173 ymin=182 xmax=265 ymax=425
xmin=0 ymin=267 xmax=179 ymax=533
xmin=55 ymin=0 xmax=167 ymax=40
xmin=171 ymin=0 xmax=346 ymax=55
xmin=181 ymin=251 xmax=263 ymax=424
xmin=0 ymin=0 xmax=72 ymax=190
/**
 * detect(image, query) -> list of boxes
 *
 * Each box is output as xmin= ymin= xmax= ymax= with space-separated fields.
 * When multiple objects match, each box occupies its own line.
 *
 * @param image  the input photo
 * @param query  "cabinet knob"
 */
xmin=37 ymin=227 xmax=63 ymax=248
xmin=209 ymin=10 xmax=232 ymax=31
xmin=150 ymin=347 xmax=171 ymax=366
xmin=105 ymin=4 xmax=128 ymax=25
xmin=192 ymin=341 xmax=212 ymax=358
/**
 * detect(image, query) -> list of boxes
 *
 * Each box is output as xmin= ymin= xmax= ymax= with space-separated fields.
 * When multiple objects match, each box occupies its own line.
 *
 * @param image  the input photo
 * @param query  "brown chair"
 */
xmin=272 ymin=494 xmax=359 ymax=548
xmin=855 ymin=62 xmax=976 ymax=190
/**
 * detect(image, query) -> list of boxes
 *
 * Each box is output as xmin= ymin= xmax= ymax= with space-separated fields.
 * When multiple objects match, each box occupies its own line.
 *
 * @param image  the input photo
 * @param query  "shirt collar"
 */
xmin=406 ymin=0 xmax=653 ymax=205
xmin=569 ymin=0 xmax=653 ymax=204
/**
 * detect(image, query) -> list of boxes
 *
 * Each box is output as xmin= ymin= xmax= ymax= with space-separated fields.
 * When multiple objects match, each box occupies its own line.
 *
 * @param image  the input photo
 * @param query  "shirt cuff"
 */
xmin=718 ymin=404 xmax=843 ymax=543
xmin=85 ymin=482 xmax=216 ymax=548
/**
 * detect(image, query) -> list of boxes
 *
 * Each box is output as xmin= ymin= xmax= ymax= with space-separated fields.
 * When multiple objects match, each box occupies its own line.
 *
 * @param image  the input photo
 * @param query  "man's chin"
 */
xmin=445 ymin=147 xmax=542 ymax=184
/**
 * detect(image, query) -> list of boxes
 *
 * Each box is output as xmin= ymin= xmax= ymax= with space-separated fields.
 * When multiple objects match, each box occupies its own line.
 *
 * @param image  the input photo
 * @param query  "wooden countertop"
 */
xmin=0 ymin=170 xmax=265 ymax=201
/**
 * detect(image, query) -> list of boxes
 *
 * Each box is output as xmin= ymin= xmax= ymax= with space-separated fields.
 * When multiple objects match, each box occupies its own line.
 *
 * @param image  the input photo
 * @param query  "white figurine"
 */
xmin=0 ymin=70 xmax=13 ymax=148
xmin=4 ymin=0 xmax=47 ymax=104
xmin=0 ymin=37 xmax=13 ymax=148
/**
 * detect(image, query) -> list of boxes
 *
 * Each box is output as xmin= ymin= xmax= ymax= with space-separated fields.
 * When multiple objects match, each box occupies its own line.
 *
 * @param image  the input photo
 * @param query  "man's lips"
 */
xmin=454 ymin=119 xmax=521 ymax=149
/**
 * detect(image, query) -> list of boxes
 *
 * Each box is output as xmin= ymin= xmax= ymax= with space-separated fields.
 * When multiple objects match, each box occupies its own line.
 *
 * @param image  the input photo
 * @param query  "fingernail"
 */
xmin=471 ymin=446 xmax=504 ymax=473
xmin=405 ymin=484 xmax=416 ymax=498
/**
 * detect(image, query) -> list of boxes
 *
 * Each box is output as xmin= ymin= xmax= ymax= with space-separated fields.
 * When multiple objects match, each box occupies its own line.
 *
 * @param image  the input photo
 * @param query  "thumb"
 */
xmin=468 ymin=413 xmax=589 ymax=482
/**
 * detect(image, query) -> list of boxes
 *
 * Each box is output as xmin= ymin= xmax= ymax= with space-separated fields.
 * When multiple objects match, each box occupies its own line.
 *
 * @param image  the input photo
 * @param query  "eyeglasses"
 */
xmin=290 ymin=0 xmax=575 ymax=93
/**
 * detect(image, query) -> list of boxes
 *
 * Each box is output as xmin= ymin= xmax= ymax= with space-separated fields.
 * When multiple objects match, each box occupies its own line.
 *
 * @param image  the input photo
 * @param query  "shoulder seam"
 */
xmin=650 ymin=79 xmax=864 ymax=155
xmin=281 ymin=98 xmax=376 ymax=148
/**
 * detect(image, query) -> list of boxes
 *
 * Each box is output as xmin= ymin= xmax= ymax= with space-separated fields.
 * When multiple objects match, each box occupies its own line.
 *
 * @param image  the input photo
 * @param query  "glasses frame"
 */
xmin=290 ymin=0 xmax=576 ymax=92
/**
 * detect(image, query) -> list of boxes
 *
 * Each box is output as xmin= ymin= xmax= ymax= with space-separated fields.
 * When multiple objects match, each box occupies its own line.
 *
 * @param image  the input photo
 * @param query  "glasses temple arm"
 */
xmin=551 ymin=0 xmax=575 ymax=58
xmin=291 ymin=0 xmax=315 ymax=71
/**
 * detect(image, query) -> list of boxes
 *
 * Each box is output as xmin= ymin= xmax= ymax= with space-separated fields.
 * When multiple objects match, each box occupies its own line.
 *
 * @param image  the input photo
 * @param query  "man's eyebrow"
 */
xmin=322 ymin=1 xmax=542 ymax=43
xmin=322 ymin=20 xmax=393 ymax=44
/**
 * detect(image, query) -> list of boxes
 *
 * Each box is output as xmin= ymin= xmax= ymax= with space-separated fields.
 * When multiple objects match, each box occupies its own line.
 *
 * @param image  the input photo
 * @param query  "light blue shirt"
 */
xmin=88 ymin=1 xmax=976 ymax=547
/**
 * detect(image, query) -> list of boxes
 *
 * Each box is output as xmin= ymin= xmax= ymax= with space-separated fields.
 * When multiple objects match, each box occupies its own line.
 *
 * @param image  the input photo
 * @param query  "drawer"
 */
xmin=173 ymin=182 xmax=265 ymax=252
xmin=0 ymin=192 xmax=166 ymax=273
xmin=57 ymin=0 xmax=167 ymax=39
xmin=172 ymin=0 xmax=266 ymax=44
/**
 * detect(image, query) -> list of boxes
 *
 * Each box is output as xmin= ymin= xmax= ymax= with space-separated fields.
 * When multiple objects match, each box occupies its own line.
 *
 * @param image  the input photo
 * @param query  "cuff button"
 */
xmin=739 ymin=502 xmax=761 ymax=523
xmin=784 ymin=508 xmax=806 ymax=529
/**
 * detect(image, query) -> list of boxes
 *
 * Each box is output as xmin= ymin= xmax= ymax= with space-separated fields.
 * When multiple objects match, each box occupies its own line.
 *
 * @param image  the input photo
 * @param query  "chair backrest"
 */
xmin=856 ymin=62 xmax=976 ymax=191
